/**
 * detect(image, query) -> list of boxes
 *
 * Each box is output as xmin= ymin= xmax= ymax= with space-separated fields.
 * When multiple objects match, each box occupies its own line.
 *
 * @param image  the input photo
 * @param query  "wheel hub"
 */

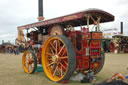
xmin=52 ymin=55 xmax=59 ymax=62
xmin=28 ymin=59 xmax=34 ymax=64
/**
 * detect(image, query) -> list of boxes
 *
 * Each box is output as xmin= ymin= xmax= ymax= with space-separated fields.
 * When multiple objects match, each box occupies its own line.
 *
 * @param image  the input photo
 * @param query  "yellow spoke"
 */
xmin=25 ymin=57 xmax=29 ymax=63
xmin=61 ymin=48 xmax=67 ymax=56
xmin=64 ymin=61 xmax=68 ymax=66
xmin=48 ymin=58 xmax=52 ymax=61
xmin=53 ymin=65 xmax=58 ymax=77
xmin=50 ymin=47 xmax=55 ymax=55
xmin=46 ymin=52 xmax=53 ymax=56
xmin=25 ymin=56 xmax=29 ymax=64
xmin=25 ymin=55 xmax=29 ymax=60
xmin=50 ymin=42 xmax=56 ymax=52
xmin=59 ymin=56 xmax=68 ymax=59
xmin=58 ymin=40 xmax=60 ymax=49
xmin=29 ymin=64 xmax=33 ymax=71
xmin=29 ymin=53 xmax=32 ymax=59
xmin=57 ymin=68 xmax=61 ymax=77
xmin=29 ymin=65 xmax=32 ymax=72
xmin=55 ymin=40 xmax=58 ymax=54
xmin=51 ymin=63 xmax=55 ymax=71
xmin=47 ymin=62 xmax=55 ymax=67
xmin=58 ymin=45 xmax=65 ymax=55
xmin=59 ymin=62 xmax=67 ymax=70
xmin=28 ymin=53 xmax=31 ymax=60
xmin=28 ymin=65 xmax=30 ymax=72
xmin=26 ymin=62 xmax=29 ymax=69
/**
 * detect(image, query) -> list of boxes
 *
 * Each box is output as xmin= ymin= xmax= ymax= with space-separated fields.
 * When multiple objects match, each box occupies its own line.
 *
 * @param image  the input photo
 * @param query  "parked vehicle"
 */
xmin=18 ymin=9 xmax=114 ymax=82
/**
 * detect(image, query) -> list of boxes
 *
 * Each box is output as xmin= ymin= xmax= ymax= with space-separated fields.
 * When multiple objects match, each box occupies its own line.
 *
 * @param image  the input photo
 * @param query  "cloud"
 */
xmin=0 ymin=34 xmax=14 ymax=38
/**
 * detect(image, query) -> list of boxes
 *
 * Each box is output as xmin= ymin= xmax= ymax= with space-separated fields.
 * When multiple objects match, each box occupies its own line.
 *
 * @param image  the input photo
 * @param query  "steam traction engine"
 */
xmin=18 ymin=9 xmax=114 ymax=82
xmin=108 ymin=35 xmax=128 ymax=53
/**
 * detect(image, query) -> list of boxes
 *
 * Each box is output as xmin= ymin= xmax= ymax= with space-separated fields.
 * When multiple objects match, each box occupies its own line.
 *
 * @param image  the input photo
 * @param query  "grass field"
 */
xmin=0 ymin=53 xmax=128 ymax=85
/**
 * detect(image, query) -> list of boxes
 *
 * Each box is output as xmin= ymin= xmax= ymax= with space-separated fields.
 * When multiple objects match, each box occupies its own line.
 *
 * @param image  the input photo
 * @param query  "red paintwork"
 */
xmin=64 ymin=29 xmax=103 ymax=71
xmin=18 ymin=9 xmax=114 ymax=73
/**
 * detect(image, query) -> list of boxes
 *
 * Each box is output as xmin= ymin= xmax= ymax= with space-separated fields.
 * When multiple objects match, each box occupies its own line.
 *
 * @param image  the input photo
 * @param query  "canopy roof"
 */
xmin=18 ymin=9 xmax=114 ymax=30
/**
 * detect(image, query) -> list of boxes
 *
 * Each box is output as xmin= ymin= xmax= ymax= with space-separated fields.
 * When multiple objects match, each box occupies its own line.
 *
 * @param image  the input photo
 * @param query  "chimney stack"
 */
xmin=121 ymin=22 xmax=123 ymax=34
xmin=38 ymin=0 xmax=44 ymax=21
xmin=2 ymin=40 xmax=4 ymax=44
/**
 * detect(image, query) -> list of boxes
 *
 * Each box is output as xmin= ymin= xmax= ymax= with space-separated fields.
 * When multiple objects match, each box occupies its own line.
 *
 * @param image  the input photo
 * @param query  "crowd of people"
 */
xmin=5 ymin=47 xmax=20 ymax=55
xmin=0 ymin=46 xmax=20 ymax=55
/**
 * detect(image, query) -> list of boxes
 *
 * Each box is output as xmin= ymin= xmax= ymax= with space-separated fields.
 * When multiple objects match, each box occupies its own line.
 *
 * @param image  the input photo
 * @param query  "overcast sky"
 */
xmin=0 ymin=0 xmax=128 ymax=44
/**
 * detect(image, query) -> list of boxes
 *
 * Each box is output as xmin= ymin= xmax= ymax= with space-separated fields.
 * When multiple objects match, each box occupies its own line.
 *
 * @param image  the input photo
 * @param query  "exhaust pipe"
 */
xmin=2 ymin=40 xmax=4 ymax=44
xmin=38 ymin=0 xmax=44 ymax=21
xmin=121 ymin=22 xmax=123 ymax=34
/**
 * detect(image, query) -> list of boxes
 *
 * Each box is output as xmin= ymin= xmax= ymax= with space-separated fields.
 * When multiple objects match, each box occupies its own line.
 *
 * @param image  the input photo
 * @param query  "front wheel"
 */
xmin=42 ymin=35 xmax=76 ymax=82
xmin=22 ymin=50 xmax=37 ymax=74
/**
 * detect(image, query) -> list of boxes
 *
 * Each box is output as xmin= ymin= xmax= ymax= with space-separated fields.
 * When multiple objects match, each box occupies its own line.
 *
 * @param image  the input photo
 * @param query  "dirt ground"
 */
xmin=0 ymin=53 xmax=128 ymax=85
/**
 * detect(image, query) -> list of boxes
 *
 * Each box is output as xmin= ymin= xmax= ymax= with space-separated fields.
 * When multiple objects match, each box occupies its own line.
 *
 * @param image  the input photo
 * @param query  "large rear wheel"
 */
xmin=42 ymin=35 xmax=76 ymax=82
xmin=22 ymin=50 xmax=37 ymax=74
